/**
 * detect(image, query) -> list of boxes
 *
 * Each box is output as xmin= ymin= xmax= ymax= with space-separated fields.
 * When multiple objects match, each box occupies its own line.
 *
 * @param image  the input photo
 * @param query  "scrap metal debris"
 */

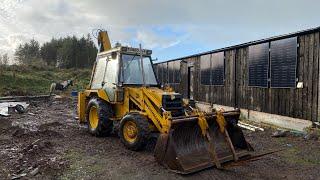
xmin=0 ymin=102 xmax=29 ymax=116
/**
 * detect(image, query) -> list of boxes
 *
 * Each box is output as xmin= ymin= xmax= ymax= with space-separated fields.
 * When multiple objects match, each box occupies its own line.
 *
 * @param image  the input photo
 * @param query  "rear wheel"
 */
xmin=86 ymin=98 xmax=113 ymax=136
xmin=119 ymin=113 xmax=151 ymax=151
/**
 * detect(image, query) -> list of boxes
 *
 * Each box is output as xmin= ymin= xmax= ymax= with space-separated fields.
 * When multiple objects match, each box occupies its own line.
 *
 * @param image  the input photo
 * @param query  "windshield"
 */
xmin=121 ymin=54 xmax=158 ymax=85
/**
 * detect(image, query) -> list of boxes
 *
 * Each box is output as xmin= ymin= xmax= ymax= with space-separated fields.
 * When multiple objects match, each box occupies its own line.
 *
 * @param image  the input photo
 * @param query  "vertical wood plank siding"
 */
xmin=154 ymin=31 xmax=320 ymax=122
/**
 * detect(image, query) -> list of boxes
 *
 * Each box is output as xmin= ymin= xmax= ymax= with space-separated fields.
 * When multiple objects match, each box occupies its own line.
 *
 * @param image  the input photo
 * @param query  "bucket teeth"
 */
xmin=154 ymin=112 xmax=252 ymax=174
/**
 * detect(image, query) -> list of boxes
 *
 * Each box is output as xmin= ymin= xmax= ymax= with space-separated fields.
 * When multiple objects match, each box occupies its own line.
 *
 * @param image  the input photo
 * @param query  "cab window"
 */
xmin=121 ymin=54 xmax=157 ymax=85
xmin=104 ymin=58 xmax=118 ymax=84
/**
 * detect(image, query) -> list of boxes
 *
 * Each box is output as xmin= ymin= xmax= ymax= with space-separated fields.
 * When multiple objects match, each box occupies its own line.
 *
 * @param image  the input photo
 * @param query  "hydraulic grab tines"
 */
xmin=154 ymin=110 xmax=253 ymax=174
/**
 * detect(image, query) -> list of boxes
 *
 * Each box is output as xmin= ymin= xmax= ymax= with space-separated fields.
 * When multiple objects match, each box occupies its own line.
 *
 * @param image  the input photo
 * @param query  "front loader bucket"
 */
xmin=154 ymin=111 xmax=252 ymax=174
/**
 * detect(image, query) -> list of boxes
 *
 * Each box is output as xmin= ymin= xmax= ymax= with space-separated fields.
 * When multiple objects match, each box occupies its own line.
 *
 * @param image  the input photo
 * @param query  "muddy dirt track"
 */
xmin=0 ymin=97 xmax=320 ymax=180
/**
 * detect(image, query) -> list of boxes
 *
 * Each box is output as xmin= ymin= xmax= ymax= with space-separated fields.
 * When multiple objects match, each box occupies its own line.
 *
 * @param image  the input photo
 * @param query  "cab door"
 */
xmin=103 ymin=56 xmax=119 ymax=102
xmin=91 ymin=57 xmax=107 ymax=89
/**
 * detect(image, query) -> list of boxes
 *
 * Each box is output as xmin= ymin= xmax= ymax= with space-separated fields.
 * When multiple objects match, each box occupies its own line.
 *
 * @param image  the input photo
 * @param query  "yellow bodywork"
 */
xmin=78 ymin=87 xmax=173 ymax=134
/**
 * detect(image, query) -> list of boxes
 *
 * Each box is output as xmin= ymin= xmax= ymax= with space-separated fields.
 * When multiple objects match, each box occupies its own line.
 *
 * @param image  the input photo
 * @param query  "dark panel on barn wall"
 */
xmin=200 ymin=54 xmax=211 ymax=85
xmin=248 ymin=42 xmax=269 ymax=87
xmin=211 ymin=52 xmax=225 ymax=106
xmin=211 ymin=52 xmax=224 ymax=85
xmin=270 ymin=37 xmax=297 ymax=88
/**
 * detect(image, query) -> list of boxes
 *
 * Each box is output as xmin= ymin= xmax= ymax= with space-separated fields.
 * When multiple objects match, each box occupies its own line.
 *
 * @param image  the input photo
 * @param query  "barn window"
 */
xmin=168 ymin=61 xmax=180 ymax=83
xmin=200 ymin=54 xmax=211 ymax=85
xmin=248 ymin=42 xmax=269 ymax=87
xmin=270 ymin=37 xmax=297 ymax=88
xmin=211 ymin=52 xmax=224 ymax=85
xmin=200 ymin=52 xmax=224 ymax=85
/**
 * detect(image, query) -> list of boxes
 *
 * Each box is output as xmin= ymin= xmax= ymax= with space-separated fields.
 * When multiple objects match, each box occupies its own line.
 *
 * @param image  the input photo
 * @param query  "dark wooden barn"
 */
xmin=154 ymin=26 xmax=320 ymax=125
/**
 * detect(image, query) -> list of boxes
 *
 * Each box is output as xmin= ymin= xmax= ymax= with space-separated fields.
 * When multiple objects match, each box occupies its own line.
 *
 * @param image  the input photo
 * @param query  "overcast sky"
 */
xmin=0 ymin=0 xmax=319 ymax=63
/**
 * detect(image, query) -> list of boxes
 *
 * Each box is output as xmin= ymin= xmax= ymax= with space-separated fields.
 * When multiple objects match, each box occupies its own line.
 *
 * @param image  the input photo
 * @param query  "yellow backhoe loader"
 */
xmin=77 ymin=30 xmax=253 ymax=174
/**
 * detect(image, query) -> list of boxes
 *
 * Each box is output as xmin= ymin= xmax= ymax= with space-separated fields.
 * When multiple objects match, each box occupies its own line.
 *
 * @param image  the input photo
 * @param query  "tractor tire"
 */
xmin=86 ymin=98 xmax=113 ymax=137
xmin=119 ymin=113 xmax=151 ymax=151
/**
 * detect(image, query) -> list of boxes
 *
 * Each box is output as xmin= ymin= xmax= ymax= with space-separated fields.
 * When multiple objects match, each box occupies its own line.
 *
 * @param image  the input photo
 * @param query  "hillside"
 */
xmin=0 ymin=66 xmax=91 ymax=96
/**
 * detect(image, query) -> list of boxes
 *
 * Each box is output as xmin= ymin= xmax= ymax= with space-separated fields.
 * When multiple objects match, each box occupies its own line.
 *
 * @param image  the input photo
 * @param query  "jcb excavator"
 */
xmin=77 ymin=30 xmax=253 ymax=174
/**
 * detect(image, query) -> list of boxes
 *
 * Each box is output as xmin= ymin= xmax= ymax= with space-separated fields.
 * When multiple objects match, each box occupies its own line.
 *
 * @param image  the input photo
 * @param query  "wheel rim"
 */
xmin=123 ymin=121 xmax=138 ymax=143
xmin=89 ymin=106 xmax=99 ymax=129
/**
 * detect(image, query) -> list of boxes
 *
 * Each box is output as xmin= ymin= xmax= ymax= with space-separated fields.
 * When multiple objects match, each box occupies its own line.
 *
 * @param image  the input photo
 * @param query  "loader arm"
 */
xmin=127 ymin=87 xmax=171 ymax=134
xmin=142 ymin=88 xmax=171 ymax=134
xmin=126 ymin=89 xmax=253 ymax=174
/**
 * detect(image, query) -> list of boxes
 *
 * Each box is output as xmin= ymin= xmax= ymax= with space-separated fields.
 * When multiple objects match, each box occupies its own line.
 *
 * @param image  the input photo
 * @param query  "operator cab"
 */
xmin=90 ymin=45 xmax=158 ymax=102
xmin=120 ymin=47 xmax=157 ymax=86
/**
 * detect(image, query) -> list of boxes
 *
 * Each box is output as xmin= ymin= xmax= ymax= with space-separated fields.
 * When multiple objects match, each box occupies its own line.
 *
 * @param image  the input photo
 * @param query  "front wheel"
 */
xmin=86 ymin=98 xmax=113 ymax=136
xmin=119 ymin=113 xmax=151 ymax=151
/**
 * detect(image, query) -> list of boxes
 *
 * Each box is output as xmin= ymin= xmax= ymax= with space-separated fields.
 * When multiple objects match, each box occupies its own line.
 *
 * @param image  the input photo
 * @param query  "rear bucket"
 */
xmin=154 ymin=114 xmax=252 ymax=174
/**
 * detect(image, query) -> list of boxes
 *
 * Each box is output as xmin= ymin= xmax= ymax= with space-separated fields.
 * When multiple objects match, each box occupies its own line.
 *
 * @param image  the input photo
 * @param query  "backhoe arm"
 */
xmin=98 ymin=31 xmax=112 ymax=52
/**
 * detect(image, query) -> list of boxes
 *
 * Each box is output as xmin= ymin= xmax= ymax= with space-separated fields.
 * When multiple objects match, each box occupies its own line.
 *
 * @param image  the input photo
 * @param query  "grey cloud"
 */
xmin=0 ymin=0 xmax=319 ymax=63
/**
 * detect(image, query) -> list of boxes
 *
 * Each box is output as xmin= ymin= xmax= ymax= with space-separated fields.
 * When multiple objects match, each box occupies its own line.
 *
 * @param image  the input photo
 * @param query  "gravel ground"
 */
xmin=0 ymin=97 xmax=319 ymax=180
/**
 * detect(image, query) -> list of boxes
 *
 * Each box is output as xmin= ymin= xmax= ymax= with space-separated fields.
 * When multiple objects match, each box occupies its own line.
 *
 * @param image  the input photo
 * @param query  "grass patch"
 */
xmin=0 ymin=66 xmax=91 ymax=96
